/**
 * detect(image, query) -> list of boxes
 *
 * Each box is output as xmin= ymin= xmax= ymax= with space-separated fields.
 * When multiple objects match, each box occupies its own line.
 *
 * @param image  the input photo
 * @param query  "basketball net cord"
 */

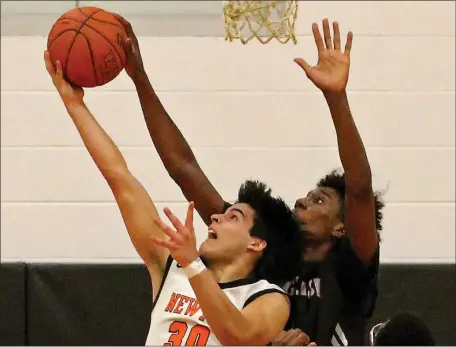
xmin=223 ymin=0 xmax=298 ymax=44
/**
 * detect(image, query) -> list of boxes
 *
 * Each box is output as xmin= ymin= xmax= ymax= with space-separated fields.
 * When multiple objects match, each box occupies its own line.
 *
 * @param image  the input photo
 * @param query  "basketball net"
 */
xmin=223 ymin=0 xmax=298 ymax=44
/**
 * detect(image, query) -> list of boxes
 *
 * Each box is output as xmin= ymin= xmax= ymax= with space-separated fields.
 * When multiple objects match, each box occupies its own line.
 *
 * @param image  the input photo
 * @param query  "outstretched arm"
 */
xmin=295 ymin=19 xmax=378 ymax=264
xmin=113 ymin=14 xmax=226 ymax=225
xmin=44 ymin=51 xmax=169 ymax=295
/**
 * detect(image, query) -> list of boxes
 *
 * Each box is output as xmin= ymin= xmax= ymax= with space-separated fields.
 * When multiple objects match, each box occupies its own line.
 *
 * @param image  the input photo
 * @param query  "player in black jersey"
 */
xmin=118 ymin=14 xmax=384 ymax=347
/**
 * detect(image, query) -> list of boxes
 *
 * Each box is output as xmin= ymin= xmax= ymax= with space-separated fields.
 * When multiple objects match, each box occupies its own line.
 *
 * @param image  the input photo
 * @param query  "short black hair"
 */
xmin=236 ymin=180 xmax=303 ymax=286
xmin=317 ymin=170 xmax=384 ymax=235
xmin=374 ymin=312 xmax=435 ymax=346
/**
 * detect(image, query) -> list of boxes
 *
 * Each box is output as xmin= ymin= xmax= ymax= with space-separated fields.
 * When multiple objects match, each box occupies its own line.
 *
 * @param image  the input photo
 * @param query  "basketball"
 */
xmin=47 ymin=7 xmax=127 ymax=88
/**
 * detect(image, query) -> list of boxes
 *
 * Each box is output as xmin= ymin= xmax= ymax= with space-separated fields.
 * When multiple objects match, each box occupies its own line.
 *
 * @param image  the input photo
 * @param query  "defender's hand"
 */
xmin=294 ymin=19 xmax=353 ymax=93
xmin=44 ymin=50 xmax=84 ymax=107
xmin=152 ymin=202 xmax=199 ymax=268
xmin=112 ymin=13 xmax=146 ymax=82
xmin=271 ymin=329 xmax=316 ymax=346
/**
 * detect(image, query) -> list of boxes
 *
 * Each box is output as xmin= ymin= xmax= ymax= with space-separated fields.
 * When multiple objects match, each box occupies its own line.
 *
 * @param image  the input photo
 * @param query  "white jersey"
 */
xmin=145 ymin=256 xmax=285 ymax=346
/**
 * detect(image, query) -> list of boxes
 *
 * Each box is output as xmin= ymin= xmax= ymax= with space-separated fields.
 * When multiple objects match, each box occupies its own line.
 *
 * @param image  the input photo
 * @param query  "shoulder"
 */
xmin=243 ymin=279 xmax=287 ymax=308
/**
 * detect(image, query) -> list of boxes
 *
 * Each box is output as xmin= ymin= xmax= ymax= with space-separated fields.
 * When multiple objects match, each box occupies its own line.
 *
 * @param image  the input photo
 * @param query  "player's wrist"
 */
xmin=182 ymin=257 xmax=206 ymax=279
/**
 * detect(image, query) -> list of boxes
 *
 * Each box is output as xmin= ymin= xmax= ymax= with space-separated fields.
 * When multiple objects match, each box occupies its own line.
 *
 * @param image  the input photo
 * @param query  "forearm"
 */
xmin=189 ymin=269 xmax=253 ymax=345
xmin=66 ymin=102 xmax=128 ymax=178
xmin=324 ymin=91 xmax=372 ymax=193
xmin=133 ymin=77 xmax=199 ymax=176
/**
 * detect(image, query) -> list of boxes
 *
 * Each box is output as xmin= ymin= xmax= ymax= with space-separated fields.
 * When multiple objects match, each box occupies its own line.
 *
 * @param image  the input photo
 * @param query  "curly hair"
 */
xmin=317 ymin=170 xmax=385 ymax=236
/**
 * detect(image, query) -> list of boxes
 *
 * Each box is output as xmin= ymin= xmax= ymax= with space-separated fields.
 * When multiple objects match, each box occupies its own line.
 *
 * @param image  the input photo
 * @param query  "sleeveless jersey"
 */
xmin=145 ymin=256 xmax=285 ymax=346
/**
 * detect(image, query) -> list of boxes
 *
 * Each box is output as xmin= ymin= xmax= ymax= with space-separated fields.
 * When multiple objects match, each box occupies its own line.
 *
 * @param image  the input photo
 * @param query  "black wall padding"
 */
xmin=26 ymin=263 xmax=152 ymax=346
xmin=368 ymin=264 xmax=456 ymax=345
xmin=1 ymin=263 xmax=454 ymax=345
xmin=0 ymin=262 xmax=26 ymax=346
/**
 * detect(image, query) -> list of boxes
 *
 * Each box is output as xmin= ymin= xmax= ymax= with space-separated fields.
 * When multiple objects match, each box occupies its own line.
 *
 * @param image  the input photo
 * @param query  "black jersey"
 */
xmin=284 ymin=238 xmax=379 ymax=346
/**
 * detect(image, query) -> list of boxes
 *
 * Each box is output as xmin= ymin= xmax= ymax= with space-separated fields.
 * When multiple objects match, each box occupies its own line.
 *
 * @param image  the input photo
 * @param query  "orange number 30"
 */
xmin=164 ymin=321 xmax=211 ymax=346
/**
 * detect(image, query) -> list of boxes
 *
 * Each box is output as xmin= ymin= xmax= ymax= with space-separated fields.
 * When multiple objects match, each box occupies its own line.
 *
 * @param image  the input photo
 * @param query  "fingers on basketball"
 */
xmin=43 ymin=51 xmax=55 ymax=75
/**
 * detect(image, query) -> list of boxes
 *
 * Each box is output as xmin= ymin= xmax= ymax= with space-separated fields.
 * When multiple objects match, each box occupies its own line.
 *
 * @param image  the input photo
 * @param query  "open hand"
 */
xmin=44 ymin=50 xmax=84 ymax=106
xmin=152 ymin=202 xmax=200 ymax=268
xmin=295 ymin=19 xmax=352 ymax=93
xmin=112 ymin=13 xmax=146 ymax=81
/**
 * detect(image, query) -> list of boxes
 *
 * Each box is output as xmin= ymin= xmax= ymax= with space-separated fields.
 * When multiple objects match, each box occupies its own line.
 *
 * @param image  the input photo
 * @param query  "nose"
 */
xmin=294 ymin=198 xmax=308 ymax=210
xmin=210 ymin=214 xmax=222 ymax=224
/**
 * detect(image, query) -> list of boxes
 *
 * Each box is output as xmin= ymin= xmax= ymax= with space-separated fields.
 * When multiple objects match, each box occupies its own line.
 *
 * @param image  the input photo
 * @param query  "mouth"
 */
xmin=207 ymin=228 xmax=218 ymax=240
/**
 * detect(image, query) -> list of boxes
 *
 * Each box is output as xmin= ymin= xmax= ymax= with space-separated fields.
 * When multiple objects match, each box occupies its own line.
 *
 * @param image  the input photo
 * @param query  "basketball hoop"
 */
xmin=223 ymin=0 xmax=298 ymax=44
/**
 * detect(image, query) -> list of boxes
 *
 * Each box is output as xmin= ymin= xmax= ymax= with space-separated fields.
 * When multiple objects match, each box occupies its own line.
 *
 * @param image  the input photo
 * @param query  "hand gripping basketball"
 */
xmin=44 ymin=50 xmax=84 ymax=107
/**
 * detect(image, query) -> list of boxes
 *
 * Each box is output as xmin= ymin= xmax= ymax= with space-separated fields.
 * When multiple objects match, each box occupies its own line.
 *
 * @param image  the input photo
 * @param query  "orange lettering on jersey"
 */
xmin=173 ymin=295 xmax=190 ymax=314
xmin=165 ymin=293 xmax=180 ymax=312
xmin=198 ymin=314 xmax=206 ymax=322
xmin=185 ymin=299 xmax=201 ymax=317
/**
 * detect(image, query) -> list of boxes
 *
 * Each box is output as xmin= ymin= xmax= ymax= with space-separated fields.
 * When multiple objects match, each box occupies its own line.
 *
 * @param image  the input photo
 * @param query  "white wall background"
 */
xmin=1 ymin=1 xmax=455 ymax=264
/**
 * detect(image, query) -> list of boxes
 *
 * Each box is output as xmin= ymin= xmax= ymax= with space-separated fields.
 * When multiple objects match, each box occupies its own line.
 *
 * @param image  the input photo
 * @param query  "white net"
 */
xmin=223 ymin=0 xmax=299 ymax=44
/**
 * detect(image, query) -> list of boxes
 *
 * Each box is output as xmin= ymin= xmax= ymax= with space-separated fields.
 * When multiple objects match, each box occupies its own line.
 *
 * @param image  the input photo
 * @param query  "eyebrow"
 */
xmin=228 ymin=208 xmax=245 ymax=217
xmin=320 ymin=190 xmax=332 ymax=199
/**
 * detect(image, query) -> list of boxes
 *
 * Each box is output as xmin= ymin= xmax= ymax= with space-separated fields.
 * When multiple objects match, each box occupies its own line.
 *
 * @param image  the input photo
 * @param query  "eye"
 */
xmin=230 ymin=214 xmax=238 ymax=220
xmin=315 ymin=198 xmax=324 ymax=204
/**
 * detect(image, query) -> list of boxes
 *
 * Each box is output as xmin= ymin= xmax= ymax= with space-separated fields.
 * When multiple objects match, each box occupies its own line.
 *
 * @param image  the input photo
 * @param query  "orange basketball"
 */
xmin=47 ymin=7 xmax=127 ymax=88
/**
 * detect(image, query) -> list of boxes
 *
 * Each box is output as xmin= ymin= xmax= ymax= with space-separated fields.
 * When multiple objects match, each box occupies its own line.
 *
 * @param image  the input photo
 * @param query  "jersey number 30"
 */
xmin=164 ymin=321 xmax=210 ymax=346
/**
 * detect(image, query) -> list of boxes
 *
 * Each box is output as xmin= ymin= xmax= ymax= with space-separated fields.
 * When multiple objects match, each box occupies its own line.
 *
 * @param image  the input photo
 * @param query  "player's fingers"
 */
xmin=344 ymin=31 xmax=353 ymax=57
xmin=153 ymin=218 xmax=180 ymax=241
xmin=185 ymin=202 xmax=195 ymax=233
xmin=322 ymin=18 xmax=332 ymax=49
xmin=308 ymin=342 xmax=317 ymax=346
xmin=312 ymin=23 xmax=325 ymax=53
xmin=164 ymin=208 xmax=187 ymax=235
xmin=55 ymin=60 xmax=64 ymax=79
xmin=294 ymin=58 xmax=312 ymax=76
xmin=112 ymin=13 xmax=133 ymax=34
xmin=297 ymin=332 xmax=311 ymax=346
xmin=151 ymin=237 xmax=175 ymax=250
xmin=333 ymin=21 xmax=341 ymax=50
xmin=281 ymin=329 xmax=302 ymax=344
xmin=43 ymin=51 xmax=56 ymax=76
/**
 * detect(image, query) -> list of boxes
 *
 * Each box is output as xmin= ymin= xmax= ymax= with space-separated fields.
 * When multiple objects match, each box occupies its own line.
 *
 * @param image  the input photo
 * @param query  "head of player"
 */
xmin=293 ymin=170 xmax=384 ymax=251
xmin=198 ymin=180 xmax=303 ymax=286
xmin=372 ymin=312 xmax=435 ymax=346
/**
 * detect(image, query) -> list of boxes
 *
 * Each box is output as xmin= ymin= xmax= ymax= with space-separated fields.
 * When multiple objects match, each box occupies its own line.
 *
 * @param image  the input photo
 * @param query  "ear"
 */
xmin=247 ymin=237 xmax=267 ymax=253
xmin=332 ymin=222 xmax=345 ymax=238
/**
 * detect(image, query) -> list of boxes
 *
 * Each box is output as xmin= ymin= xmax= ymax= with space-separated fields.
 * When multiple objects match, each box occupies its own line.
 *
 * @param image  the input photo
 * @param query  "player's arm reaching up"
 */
xmin=44 ymin=51 xmax=169 ymax=297
xmin=295 ymin=19 xmax=378 ymax=264
xmin=112 ymin=14 xmax=226 ymax=226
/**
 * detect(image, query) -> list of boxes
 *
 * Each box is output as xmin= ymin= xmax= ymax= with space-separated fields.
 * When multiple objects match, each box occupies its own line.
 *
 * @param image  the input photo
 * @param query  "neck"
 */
xmin=206 ymin=257 xmax=254 ymax=283
xmin=302 ymin=240 xmax=333 ymax=262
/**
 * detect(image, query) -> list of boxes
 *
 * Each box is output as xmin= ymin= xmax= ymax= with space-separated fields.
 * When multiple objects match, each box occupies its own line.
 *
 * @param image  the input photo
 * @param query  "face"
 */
xmin=293 ymin=187 xmax=344 ymax=242
xmin=199 ymin=203 xmax=265 ymax=264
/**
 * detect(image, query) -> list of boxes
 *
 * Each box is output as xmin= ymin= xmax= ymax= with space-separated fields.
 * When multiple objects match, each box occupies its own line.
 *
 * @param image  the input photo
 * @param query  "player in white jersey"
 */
xmin=44 ymin=51 xmax=303 ymax=346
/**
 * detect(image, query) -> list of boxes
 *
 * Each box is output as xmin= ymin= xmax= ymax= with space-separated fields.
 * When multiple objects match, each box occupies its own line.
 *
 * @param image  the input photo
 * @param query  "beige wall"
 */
xmin=1 ymin=1 xmax=455 ymax=263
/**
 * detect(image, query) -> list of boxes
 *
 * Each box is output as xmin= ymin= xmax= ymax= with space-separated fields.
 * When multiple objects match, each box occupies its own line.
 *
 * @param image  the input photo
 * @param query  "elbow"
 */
xmin=167 ymin=160 xmax=198 ymax=184
xmin=102 ymin=167 xmax=131 ymax=190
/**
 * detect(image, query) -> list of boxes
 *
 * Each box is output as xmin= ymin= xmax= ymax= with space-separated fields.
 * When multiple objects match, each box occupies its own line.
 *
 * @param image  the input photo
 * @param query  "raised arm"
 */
xmin=295 ymin=19 xmax=378 ymax=264
xmin=112 ymin=14 xmax=226 ymax=225
xmin=44 ymin=51 xmax=169 ymax=295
